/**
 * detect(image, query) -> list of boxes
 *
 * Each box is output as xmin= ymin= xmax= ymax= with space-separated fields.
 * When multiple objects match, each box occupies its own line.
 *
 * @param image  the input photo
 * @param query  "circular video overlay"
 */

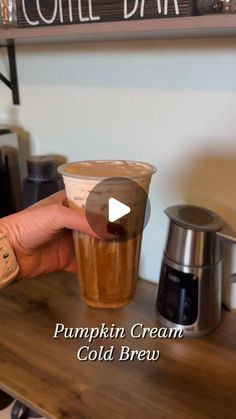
xmin=85 ymin=177 xmax=151 ymax=242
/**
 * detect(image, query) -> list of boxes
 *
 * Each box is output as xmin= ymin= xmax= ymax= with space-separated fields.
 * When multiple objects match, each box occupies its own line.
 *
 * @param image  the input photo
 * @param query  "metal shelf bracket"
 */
xmin=0 ymin=43 xmax=20 ymax=105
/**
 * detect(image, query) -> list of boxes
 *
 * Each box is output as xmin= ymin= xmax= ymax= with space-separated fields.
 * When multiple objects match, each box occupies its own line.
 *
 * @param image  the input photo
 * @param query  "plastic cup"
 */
xmin=58 ymin=160 xmax=156 ymax=308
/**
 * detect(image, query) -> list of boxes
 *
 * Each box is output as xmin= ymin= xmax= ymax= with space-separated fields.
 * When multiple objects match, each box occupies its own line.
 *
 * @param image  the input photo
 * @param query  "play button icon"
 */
xmin=108 ymin=198 xmax=131 ymax=222
xmin=85 ymin=176 xmax=151 ymax=242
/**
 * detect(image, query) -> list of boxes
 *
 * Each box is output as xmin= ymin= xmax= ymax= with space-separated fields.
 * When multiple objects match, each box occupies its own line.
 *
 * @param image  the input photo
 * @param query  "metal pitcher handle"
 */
xmin=216 ymin=227 xmax=236 ymax=244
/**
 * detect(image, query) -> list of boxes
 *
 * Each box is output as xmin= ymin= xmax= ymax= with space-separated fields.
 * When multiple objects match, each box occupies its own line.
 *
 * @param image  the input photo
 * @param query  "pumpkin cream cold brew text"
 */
xmin=53 ymin=323 xmax=183 ymax=362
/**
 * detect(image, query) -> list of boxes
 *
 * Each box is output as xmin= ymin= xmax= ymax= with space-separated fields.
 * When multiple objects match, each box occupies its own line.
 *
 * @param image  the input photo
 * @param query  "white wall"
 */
xmin=1 ymin=37 xmax=236 ymax=304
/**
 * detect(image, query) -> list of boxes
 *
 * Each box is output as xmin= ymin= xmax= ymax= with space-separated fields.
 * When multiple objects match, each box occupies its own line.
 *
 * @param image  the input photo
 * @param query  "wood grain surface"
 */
xmin=0 ymin=272 xmax=236 ymax=419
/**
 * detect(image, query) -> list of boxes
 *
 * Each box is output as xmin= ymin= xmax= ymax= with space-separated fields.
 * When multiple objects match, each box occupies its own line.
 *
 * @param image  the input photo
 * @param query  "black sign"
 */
xmin=16 ymin=0 xmax=195 ymax=28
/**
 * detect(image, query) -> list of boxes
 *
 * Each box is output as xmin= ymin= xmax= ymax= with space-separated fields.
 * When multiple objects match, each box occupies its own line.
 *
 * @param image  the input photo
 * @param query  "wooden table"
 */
xmin=0 ymin=272 xmax=236 ymax=419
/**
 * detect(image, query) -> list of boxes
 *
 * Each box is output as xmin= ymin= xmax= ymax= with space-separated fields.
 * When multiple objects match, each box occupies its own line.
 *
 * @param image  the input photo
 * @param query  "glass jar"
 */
xmin=0 ymin=0 xmax=17 ymax=26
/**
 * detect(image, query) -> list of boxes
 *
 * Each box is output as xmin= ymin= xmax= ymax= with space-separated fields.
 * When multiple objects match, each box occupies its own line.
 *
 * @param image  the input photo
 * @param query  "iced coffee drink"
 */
xmin=58 ymin=160 xmax=156 ymax=308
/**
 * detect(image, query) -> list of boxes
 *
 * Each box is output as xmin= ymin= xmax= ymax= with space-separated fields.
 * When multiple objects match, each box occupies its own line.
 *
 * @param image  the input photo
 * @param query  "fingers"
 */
xmin=52 ymin=205 xmax=116 ymax=240
xmin=51 ymin=205 xmax=99 ymax=238
xmin=21 ymin=194 xmax=117 ymax=241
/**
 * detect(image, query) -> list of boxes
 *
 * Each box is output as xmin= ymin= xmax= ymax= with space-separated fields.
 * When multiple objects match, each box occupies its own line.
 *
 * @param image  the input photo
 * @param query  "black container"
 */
xmin=22 ymin=155 xmax=61 ymax=208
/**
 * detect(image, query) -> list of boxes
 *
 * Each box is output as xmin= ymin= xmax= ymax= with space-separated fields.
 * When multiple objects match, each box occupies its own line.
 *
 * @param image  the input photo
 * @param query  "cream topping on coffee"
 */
xmin=60 ymin=160 xmax=155 ymax=179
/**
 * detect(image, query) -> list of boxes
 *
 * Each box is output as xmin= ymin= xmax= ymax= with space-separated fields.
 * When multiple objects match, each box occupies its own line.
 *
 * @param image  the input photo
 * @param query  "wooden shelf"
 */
xmin=1 ymin=15 xmax=236 ymax=46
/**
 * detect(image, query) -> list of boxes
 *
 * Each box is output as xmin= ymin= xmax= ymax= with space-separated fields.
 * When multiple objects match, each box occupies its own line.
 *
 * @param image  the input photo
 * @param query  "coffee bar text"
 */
xmin=16 ymin=0 xmax=192 ymax=27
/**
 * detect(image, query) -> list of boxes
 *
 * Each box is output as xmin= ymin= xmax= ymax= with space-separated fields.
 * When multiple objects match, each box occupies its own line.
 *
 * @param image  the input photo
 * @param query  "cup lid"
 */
xmin=57 ymin=160 xmax=156 ymax=180
xmin=164 ymin=205 xmax=223 ymax=232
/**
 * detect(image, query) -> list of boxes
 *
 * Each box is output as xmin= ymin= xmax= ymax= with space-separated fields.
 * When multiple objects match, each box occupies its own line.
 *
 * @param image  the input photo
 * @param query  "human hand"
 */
xmin=0 ymin=191 xmax=112 ymax=279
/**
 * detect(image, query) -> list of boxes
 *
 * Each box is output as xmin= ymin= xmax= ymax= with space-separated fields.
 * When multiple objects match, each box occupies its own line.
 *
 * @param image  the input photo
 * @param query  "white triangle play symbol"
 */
xmin=108 ymin=197 xmax=131 ymax=223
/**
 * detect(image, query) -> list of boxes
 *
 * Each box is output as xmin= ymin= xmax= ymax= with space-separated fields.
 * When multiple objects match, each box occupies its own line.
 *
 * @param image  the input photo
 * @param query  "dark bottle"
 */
xmin=22 ymin=155 xmax=62 ymax=208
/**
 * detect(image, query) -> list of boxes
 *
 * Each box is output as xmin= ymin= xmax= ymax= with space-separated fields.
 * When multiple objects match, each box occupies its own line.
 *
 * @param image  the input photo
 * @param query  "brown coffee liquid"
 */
xmin=73 ymin=231 xmax=143 ymax=308
xmin=69 ymin=199 xmax=144 ymax=308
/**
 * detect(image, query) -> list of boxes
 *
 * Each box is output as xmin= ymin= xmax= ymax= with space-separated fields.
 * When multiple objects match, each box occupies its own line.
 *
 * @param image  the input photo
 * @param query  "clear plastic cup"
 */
xmin=58 ymin=160 xmax=156 ymax=308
